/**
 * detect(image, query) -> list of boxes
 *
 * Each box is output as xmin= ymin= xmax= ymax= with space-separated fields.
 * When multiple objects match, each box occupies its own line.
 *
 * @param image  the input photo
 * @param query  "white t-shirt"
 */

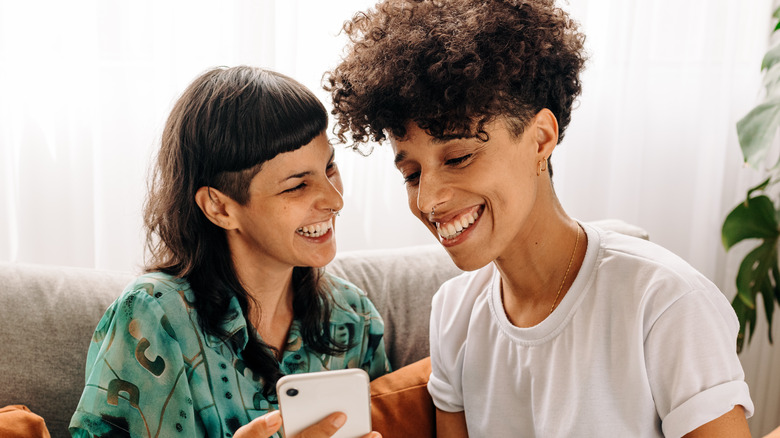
xmin=428 ymin=223 xmax=753 ymax=438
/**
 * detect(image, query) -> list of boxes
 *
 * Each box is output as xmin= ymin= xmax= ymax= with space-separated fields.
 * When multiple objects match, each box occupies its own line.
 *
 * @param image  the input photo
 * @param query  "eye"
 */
xmin=445 ymin=154 xmax=472 ymax=166
xmin=282 ymin=182 xmax=306 ymax=193
xmin=326 ymin=161 xmax=339 ymax=177
xmin=402 ymin=171 xmax=420 ymax=186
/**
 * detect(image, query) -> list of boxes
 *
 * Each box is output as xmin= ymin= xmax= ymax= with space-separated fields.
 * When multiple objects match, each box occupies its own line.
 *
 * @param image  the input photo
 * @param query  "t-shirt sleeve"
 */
xmin=427 ymin=287 xmax=465 ymax=412
xmin=644 ymin=288 xmax=753 ymax=438
xmin=69 ymin=286 xmax=198 ymax=437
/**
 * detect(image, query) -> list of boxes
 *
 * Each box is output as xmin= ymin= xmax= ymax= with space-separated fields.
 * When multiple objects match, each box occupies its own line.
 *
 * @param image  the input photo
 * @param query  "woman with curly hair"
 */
xmin=326 ymin=0 xmax=753 ymax=436
xmin=69 ymin=66 xmax=387 ymax=438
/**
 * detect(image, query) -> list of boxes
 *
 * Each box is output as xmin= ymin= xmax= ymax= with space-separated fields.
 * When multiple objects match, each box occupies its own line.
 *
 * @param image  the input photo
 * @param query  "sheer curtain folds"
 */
xmin=1 ymin=0 xmax=778 ymax=433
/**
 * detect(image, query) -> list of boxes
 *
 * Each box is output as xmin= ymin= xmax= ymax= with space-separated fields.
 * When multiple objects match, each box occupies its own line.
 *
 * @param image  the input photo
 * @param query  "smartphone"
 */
xmin=276 ymin=368 xmax=372 ymax=438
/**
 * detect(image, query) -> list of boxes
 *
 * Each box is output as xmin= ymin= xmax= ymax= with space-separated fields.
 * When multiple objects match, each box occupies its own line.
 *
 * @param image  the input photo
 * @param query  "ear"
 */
xmin=533 ymin=108 xmax=559 ymax=158
xmin=194 ymin=186 xmax=239 ymax=230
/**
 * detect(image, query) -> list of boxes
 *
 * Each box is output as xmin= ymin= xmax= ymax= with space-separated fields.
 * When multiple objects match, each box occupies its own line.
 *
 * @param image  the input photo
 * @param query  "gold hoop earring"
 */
xmin=537 ymin=159 xmax=548 ymax=176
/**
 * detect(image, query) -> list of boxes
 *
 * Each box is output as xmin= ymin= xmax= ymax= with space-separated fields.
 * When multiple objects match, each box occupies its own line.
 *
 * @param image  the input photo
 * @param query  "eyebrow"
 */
xmin=393 ymin=136 xmax=466 ymax=166
xmin=393 ymin=151 xmax=407 ymax=166
xmin=280 ymin=148 xmax=337 ymax=182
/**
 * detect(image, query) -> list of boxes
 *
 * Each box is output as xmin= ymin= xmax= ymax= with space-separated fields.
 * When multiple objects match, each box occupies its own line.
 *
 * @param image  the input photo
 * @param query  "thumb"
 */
xmin=234 ymin=410 xmax=283 ymax=438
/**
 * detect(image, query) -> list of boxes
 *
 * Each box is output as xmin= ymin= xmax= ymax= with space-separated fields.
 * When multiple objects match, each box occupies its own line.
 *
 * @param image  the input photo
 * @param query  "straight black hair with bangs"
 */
xmin=144 ymin=65 xmax=345 ymax=397
xmin=193 ymin=67 xmax=329 ymax=203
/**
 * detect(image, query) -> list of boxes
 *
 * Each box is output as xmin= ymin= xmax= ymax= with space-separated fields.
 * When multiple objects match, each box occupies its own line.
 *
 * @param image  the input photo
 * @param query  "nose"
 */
xmin=416 ymin=170 xmax=450 ymax=217
xmin=321 ymin=173 xmax=344 ymax=213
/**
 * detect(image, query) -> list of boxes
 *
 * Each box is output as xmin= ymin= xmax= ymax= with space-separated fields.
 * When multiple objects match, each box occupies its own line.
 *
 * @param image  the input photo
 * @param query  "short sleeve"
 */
xmin=427 ymin=288 xmax=465 ymax=412
xmin=644 ymin=289 xmax=753 ymax=438
xmin=69 ymin=287 xmax=198 ymax=437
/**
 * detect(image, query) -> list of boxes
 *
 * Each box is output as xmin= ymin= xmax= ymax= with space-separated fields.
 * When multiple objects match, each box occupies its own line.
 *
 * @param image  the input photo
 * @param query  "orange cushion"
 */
xmin=0 ymin=405 xmax=51 ymax=438
xmin=370 ymin=357 xmax=435 ymax=438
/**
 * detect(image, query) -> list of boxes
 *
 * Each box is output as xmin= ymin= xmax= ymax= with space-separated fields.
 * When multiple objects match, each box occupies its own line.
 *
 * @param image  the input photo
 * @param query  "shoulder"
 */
xmin=100 ymin=272 xmax=197 ymax=335
xmin=117 ymin=272 xmax=196 ymax=310
xmin=589 ymin=224 xmax=717 ymax=295
xmin=585 ymin=224 xmax=736 ymax=329
xmin=324 ymin=273 xmax=372 ymax=310
xmin=432 ymin=264 xmax=495 ymax=317
xmin=430 ymin=264 xmax=496 ymax=348
xmin=122 ymin=272 xmax=191 ymax=300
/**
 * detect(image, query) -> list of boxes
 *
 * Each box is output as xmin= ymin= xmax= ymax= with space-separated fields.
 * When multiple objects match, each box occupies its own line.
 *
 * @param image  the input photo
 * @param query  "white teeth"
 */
xmin=436 ymin=209 xmax=481 ymax=240
xmin=297 ymin=220 xmax=332 ymax=238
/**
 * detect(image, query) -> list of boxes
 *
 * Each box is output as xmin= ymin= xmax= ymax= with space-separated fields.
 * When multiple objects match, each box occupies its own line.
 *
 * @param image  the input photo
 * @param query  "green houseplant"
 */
xmin=722 ymin=6 xmax=780 ymax=352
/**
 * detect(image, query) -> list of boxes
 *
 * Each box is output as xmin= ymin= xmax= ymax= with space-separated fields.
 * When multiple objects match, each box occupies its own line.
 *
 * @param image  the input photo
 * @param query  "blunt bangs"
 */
xmin=189 ymin=67 xmax=328 ymax=187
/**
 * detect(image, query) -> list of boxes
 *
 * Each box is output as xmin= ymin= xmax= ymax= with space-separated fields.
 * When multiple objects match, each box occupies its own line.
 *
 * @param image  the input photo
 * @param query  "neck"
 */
xmin=228 ymin=238 xmax=296 ymax=352
xmin=494 ymin=193 xmax=586 ymax=327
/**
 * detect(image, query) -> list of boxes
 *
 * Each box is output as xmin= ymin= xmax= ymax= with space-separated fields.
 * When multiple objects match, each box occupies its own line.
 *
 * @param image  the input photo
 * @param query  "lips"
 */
xmin=296 ymin=219 xmax=333 ymax=238
xmin=435 ymin=205 xmax=482 ymax=240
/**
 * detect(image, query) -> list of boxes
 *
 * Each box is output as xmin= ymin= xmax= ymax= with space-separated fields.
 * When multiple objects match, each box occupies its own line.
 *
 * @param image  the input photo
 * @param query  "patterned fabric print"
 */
xmin=69 ymin=272 xmax=389 ymax=438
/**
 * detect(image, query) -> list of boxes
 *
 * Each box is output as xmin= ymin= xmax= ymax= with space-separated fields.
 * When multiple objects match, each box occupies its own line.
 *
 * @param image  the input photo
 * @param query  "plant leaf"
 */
xmin=762 ymin=43 xmax=780 ymax=71
xmin=763 ymin=264 xmax=780 ymax=344
xmin=748 ymin=176 xmax=772 ymax=198
xmin=722 ymin=195 xmax=779 ymax=250
xmin=732 ymin=294 xmax=755 ymax=353
xmin=761 ymin=269 xmax=775 ymax=344
xmin=736 ymin=98 xmax=780 ymax=168
xmin=764 ymin=62 xmax=780 ymax=94
xmin=774 ymin=5 xmax=780 ymax=19
xmin=737 ymin=238 xmax=777 ymax=312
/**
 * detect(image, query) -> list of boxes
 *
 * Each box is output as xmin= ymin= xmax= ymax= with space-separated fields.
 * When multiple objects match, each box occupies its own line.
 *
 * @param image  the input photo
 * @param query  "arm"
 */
xmin=70 ymin=288 xmax=197 ymax=437
xmin=682 ymin=406 xmax=750 ymax=438
xmin=436 ymin=408 xmax=468 ymax=438
xmin=643 ymin=290 xmax=753 ymax=437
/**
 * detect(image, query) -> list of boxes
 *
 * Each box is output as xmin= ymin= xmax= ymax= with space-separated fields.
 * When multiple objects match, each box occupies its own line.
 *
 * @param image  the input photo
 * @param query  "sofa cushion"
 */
xmin=328 ymin=245 xmax=461 ymax=371
xmin=0 ymin=405 xmax=51 ymax=438
xmin=370 ymin=357 xmax=435 ymax=438
xmin=0 ymin=263 xmax=132 ymax=437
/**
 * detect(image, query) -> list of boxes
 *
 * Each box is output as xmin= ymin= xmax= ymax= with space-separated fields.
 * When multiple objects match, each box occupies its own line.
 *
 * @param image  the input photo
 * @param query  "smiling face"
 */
xmin=224 ymin=133 xmax=344 ymax=271
xmin=391 ymin=117 xmax=555 ymax=271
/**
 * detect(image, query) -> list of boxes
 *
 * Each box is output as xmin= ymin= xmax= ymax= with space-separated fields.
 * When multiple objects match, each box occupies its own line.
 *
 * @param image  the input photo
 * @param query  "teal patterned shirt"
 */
xmin=69 ymin=272 xmax=389 ymax=437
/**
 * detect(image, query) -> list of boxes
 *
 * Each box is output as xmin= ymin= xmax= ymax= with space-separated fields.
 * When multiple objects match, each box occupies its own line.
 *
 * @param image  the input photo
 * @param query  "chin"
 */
xmin=444 ymin=248 xmax=493 ymax=272
xmin=310 ymin=249 xmax=337 ymax=268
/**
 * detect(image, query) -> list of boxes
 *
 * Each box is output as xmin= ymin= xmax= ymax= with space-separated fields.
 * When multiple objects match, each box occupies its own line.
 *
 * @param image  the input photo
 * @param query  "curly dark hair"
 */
xmin=326 ymin=0 xmax=587 ymax=146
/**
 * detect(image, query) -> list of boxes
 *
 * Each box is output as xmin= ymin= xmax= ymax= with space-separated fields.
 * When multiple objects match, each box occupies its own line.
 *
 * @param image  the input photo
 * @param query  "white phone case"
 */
xmin=276 ymin=368 xmax=372 ymax=438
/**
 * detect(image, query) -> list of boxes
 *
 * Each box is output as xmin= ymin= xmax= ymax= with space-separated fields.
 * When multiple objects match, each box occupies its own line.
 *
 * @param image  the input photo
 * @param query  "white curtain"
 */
xmin=1 ymin=0 xmax=778 ymax=434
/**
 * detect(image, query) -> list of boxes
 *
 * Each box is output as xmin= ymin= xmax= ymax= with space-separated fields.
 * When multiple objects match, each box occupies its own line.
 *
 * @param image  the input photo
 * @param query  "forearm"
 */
xmin=436 ymin=408 xmax=468 ymax=438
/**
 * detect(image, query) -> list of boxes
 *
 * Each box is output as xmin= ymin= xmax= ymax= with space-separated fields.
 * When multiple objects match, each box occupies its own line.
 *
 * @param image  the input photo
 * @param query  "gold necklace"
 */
xmin=549 ymin=224 xmax=581 ymax=314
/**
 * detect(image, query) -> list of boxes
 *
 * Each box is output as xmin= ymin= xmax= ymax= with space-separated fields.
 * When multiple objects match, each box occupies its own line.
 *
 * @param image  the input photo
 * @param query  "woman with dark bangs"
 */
xmin=70 ymin=66 xmax=387 ymax=438
xmin=326 ymin=0 xmax=752 ymax=436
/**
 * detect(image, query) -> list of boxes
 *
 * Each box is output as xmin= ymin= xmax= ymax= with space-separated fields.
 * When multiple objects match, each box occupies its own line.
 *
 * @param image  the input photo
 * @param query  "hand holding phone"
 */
xmin=276 ymin=368 xmax=372 ymax=438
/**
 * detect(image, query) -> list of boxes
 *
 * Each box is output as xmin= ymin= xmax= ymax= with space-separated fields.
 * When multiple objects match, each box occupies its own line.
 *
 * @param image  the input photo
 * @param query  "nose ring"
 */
xmin=430 ymin=205 xmax=436 ymax=217
xmin=330 ymin=209 xmax=340 ymax=217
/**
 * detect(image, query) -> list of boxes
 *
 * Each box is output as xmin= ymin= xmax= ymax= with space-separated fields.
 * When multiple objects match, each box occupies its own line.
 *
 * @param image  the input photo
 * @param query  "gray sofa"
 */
xmin=0 ymin=219 xmax=647 ymax=438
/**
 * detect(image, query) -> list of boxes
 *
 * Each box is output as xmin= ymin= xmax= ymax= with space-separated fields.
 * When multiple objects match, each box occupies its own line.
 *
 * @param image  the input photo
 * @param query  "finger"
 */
xmin=233 ymin=410 xmax=282 ymax=438
xmin=295 ymin=412 xmax=347 ymax=438
xmin=361 ymin=432 xmax=382 ymax=438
